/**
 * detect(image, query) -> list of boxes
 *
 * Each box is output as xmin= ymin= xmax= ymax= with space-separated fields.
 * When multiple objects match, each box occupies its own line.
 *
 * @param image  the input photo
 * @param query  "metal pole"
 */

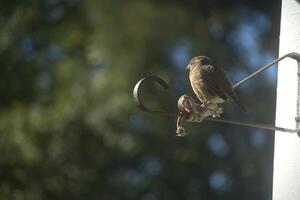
xmin=272 ymin=0 xmax=300 ymax=199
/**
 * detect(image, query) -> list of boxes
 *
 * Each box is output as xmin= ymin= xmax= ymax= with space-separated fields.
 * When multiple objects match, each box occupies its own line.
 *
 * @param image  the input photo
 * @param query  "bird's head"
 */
xmin=186 ymin=56 xmax=212 ymax=70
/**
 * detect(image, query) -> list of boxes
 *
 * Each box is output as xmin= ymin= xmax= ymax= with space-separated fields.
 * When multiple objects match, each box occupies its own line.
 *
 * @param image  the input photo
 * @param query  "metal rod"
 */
xmin=206 ymin=118 xmax=297 ymax=133
xmin=297 ymin=58 xmax=300 ymax=136
xmin=233 ymin=52 xmax=300 ymax=89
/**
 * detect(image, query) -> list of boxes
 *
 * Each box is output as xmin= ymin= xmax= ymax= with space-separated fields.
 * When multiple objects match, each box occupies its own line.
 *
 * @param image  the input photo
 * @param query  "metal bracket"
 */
xmin=133 ymin=52 xmax=300 ymax=135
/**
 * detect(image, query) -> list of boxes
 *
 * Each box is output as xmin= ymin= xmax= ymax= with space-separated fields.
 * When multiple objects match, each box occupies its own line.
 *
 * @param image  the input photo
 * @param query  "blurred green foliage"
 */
xmin=0 ymin=0 xmax=279 ymax=199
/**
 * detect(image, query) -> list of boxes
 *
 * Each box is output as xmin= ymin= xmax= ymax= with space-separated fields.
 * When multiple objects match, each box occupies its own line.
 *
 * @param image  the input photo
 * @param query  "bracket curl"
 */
xmin=133 ymin=75 xmax=177 ymax=116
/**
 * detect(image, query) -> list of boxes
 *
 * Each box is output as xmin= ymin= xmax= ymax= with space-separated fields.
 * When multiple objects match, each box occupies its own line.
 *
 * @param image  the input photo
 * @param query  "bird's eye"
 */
xmin=202 ymin=57 xmax=210 ymax=65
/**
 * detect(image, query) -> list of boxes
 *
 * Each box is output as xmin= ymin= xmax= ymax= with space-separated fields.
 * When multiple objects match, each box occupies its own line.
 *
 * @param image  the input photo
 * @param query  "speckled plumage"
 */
xmin=187 ymin=56 xmax=246 ymax=111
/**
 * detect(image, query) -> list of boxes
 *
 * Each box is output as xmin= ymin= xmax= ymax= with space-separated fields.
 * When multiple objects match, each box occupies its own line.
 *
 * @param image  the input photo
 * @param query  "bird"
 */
xmin=186 ymin=56 xmax=247 ymax=112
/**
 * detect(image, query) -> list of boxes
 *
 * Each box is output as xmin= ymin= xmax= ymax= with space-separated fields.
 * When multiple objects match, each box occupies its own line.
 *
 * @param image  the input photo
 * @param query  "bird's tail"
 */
xmin=230 ymin=92 xmax=247 ymax=112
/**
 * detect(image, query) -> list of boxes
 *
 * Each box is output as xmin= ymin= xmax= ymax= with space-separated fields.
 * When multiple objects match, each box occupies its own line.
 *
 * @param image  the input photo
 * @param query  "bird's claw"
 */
xmin=211 ymin=107 xmax=223 ymax=118
xmin=201 ymin=100 xmax=211 ymax=108
xmin=203 ymin=103 xmax=223 ymax=118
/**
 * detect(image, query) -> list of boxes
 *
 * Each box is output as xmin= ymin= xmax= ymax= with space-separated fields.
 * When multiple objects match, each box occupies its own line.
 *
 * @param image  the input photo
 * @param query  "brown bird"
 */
xmin=186 ymin=56 xmax=246 ymax=112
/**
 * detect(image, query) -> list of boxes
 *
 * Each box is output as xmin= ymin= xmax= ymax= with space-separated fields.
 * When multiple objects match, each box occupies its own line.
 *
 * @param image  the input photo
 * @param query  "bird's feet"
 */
xmin=201 ymin=100 xmax=211 ymax=108
xmin=206 ymin=103 xmax=223 ymax=118
xmin=211 ymin=107 xmax=223 ymax=118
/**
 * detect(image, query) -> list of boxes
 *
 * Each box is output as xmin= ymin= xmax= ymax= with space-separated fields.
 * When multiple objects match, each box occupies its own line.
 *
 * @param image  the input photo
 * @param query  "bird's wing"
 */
xmin=202 ymin=65 xmax=228 ymax=100
xmin=206 ymin=65 xmax=247 ymax=111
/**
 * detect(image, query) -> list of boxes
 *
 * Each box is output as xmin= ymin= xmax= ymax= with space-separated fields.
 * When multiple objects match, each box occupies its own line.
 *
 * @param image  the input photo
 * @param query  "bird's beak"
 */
xmin=186 ymin=64 xmax=191 ymax=69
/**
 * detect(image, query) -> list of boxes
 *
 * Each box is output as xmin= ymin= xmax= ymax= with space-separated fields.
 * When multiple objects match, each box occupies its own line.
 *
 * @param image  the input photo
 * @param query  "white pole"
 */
xmin=273 ymin=0 xmax=300 ymax=199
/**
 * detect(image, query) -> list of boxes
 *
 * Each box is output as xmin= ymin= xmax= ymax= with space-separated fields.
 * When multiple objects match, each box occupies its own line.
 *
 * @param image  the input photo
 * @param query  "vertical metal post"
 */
xmin=272 ymin=0 xmax=300 ymax=199
xmin=297 ymin=61 xmax=300 ymax=136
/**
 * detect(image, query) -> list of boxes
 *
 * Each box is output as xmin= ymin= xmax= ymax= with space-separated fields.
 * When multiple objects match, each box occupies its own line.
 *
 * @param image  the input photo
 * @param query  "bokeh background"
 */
xmin=0 ymin=0 xmax=281 ymax=199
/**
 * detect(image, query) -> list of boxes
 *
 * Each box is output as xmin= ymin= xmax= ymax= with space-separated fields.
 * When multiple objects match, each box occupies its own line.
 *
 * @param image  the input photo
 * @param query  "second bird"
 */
xmin=186 ymin=56 xmax=247 ymax=112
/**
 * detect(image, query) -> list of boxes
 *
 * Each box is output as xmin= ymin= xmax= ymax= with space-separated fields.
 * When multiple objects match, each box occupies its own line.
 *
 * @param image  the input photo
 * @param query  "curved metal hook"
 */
xmin=133 ymin=75 xmax=177 ymax=116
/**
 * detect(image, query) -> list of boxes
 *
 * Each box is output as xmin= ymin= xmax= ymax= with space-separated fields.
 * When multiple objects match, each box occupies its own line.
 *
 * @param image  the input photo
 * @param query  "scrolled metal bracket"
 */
xmin=133 ymin=75 xmax=177 ymax=116
xmin=133 ymin=52 xmax=300 ymax=135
